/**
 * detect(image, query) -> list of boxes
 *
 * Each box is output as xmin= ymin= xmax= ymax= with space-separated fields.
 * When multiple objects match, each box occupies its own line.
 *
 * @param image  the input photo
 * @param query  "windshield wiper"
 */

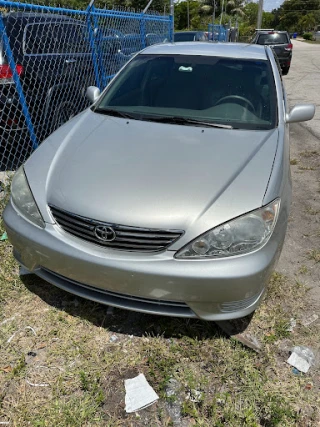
xmin=140 ymin=115 xmax=233 ymax=129
xmin=93 ymin=107 xmax=136 ymax=119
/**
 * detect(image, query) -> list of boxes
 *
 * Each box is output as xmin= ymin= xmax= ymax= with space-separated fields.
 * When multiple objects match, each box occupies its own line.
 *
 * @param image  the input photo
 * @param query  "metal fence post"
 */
xmin=0 ymin=14 xmax=38 ymax=150
xmin=169 ymin=0 xmax=174 ymax=42
xmin=140 ymin=14 xmax=146 ymax=50
xmin=91 ymin=6 xmax=108 ymax=89
xmin=86 ymin=2 xmax=102 ymax=90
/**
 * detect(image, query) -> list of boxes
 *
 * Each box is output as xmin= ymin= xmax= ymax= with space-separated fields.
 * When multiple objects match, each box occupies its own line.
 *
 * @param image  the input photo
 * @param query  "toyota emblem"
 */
xmin=94 ymin=225 xmax=116 ymax=242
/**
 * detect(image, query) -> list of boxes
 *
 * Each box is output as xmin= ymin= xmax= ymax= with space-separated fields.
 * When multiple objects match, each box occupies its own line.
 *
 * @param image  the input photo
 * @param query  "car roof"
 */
xmin=256 ymin=30 xmax=288 ymax=34
xmin=141 ymin=42 xmax=268 ymax=60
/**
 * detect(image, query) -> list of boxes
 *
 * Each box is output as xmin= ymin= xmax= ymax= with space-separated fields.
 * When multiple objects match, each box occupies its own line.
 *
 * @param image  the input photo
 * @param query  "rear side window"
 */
xmin=196 ymin=33 xmax=208 ymax=41
xmin=257 ymin=33 xmax=288 ymax=45
xmin=174 ymin=33 xmax=196 ymax=42
xmin=24 ymin=22 xmax=90 ymax=55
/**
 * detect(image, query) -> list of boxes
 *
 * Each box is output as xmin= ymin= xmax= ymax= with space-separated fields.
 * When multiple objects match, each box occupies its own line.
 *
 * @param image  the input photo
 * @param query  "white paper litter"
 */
xmin=125 ymin=373 xmax=159 ymax=413
xmin=287 ymin=352 xmax=310 ymax=373
xmin=302 ymin=314 xmax=318 ymax=327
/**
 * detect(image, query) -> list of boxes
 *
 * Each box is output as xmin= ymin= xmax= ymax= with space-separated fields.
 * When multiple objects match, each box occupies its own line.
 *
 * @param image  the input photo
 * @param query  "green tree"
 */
xmin=243 ymin=2 xmax=259 ymax=26
xmin=298 ymin=13 xmax=316 ymax=32
xmin=226 ymin=0 xmax=245 ymax=17
xmin=273 ymin=0 xmax=320 ymax=32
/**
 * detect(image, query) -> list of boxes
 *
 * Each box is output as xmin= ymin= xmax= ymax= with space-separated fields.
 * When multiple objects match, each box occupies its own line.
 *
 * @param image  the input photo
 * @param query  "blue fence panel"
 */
xmin=208 ymin=24 xmax=228 ymax=42
xmin=0 ymin=1 xmax=171 ymax=171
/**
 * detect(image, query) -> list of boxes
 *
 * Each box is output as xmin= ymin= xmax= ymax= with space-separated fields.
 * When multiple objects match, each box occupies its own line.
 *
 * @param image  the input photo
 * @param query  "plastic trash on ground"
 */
xmin=287 ymin=345 xmax=315 ymax=373
xmin=1 ymin=232 xmax=8 ymax=241
xmin=125 ymin=373 xmax=159 ymax=413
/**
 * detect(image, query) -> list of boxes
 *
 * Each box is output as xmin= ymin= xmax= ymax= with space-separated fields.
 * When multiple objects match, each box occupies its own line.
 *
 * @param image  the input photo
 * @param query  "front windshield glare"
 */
xmin=96 ymin=54 xmax=277 ymax=130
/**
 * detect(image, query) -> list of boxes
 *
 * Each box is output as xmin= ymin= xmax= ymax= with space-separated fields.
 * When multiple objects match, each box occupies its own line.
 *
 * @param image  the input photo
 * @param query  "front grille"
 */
xmin=49 ymin=205 xmax=184 ymax=252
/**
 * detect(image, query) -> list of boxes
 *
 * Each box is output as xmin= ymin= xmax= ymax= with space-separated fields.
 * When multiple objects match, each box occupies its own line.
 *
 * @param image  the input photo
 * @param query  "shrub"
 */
xmin=303 ymin=32 xmax=314 ymax=40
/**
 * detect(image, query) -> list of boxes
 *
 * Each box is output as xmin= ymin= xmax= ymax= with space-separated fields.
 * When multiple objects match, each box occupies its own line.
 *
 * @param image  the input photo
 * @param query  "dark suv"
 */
xmin=0 ymin=12 xmax=125 ymax=169
xmin=251 ymin=30 xmax=292 ymax=75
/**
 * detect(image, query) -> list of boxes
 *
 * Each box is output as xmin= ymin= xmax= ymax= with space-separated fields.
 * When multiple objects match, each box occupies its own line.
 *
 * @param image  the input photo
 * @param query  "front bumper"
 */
xmin=3 ymin=200 xmax=285 ymax=320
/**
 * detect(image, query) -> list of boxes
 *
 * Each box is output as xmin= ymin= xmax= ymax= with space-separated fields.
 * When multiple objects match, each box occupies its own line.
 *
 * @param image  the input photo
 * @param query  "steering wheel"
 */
xmin=215 ymin=95 xmax=256 ymax=113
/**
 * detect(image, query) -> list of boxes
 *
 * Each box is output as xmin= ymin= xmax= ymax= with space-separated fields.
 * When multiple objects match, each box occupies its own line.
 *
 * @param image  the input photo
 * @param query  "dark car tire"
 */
xmin=282 ymin=67 xmax=290 ymax=76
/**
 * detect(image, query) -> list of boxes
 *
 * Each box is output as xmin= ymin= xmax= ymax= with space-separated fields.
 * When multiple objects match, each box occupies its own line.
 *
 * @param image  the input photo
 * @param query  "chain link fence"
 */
xmin=207 ymin=24 xmax=228 ymax=42
xmin=0 ymin=1 xmax=172 ymax=171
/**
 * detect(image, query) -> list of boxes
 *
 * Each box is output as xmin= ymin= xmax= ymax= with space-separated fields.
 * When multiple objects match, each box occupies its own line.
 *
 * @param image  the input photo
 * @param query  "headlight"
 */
xmin=175 ymin=199 xmax=280 ymax=259
xmin=11 ymin=166 xmax=45 ymax=228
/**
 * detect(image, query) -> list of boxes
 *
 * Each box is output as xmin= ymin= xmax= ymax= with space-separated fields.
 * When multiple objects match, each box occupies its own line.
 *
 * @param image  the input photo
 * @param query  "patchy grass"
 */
xmin=299 ymin=150 xmax=319 ymax=158
xmin=308 ymin=249 xmax=320 ymax=263
xmin=301 ymin=39 xmax=320 ymax=44
xmin=298 ymin=166 xmax=315 ymax=171
xmin=298 ymin=265 xmax=309 ymax=275
xmin=1 ymin=189 xmax=320 ymax=426
xmin=290 ymin=158 xmax=298 ymax=165
xmin=304 ymin=206 xmax=319 ymax=215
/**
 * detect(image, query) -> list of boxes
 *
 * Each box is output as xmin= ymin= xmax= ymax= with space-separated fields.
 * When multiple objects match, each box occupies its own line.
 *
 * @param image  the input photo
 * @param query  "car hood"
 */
xmin=25 ymin=110 xmax=279 ymax=246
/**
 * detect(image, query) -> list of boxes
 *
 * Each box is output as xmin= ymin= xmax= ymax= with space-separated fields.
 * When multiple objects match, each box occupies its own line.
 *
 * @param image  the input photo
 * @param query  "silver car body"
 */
xmin=3 ymin=43 xmax=313 ymax=320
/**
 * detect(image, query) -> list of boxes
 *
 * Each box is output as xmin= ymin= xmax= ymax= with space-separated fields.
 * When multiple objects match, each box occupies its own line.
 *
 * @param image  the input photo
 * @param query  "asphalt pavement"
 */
xmin=278 ymin=39 xmax=320 ymax=304
xmin=285 ymin=39 xmax=320 ymax=137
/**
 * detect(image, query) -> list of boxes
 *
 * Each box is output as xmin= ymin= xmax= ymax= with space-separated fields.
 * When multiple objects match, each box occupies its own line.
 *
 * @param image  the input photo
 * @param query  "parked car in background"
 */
xmin=145 ymin=33 xmax=167 ymax=46
xmin=4 ymin=42 xmax=315 ymax=321
xmin=0 ymin=12 xmax=117 ymax=167
xmin=251 ymin=30 xmax=292 ymax=75
xmin=0 ymin=13 xmax=133 ymax=169
xmin=174 ymin=31 xmax=208 ymax=42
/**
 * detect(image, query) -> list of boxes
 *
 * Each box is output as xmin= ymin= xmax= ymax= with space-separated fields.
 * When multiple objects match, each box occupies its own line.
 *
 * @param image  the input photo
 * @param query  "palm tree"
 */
xmin=298 ymin=13 xmax=316 ymax=32
xmin=226 ymin=0 xmax=245 ymax=17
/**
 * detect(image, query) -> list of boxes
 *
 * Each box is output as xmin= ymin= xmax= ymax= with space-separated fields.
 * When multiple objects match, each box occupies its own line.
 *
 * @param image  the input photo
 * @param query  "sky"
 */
xmin=262 ymin=0 xmax=284 ymax=12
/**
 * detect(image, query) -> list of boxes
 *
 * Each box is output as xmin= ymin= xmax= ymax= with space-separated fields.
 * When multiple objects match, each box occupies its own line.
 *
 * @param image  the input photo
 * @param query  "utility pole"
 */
xmin=257 ymin=0 xmax=264 ymax=29
xmin=187 ymin=0 xmax=190 ymax=30
xmin=219 ymin=0 xmax=225 ymax=26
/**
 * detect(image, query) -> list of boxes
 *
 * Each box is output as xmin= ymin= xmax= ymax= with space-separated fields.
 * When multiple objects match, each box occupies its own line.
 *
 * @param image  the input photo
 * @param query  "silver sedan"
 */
xmin=3 ymin=43 xmax=315 ymax=320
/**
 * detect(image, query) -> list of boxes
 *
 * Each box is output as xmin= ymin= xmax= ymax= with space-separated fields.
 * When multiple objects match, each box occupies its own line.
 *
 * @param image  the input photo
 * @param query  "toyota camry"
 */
xmin=3 ymin=42 xmax=315 ymax=320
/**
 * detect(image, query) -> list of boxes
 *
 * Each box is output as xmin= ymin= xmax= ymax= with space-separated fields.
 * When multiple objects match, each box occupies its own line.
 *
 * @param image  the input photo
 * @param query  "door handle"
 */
xmin=65 ymin=59 xmax=77 ymax=64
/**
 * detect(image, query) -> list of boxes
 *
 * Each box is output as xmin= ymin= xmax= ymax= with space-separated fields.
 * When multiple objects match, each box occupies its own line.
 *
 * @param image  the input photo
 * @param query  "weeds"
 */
xmin=0 ymin=183 xmax=320 ymax=426
xmin=298 ymin=166 xmax=315 ymax=171
xmin=308 ymin=249 xmax=320 ymax=262
xmin=298 ymin=265 xmax=308 ymax=275
xmin=299 ymin=150 xmax=319 ymax=157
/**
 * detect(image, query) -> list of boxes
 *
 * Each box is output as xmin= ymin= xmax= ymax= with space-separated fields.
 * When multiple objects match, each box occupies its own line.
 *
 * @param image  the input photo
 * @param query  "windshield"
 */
xmin=95 ymin=54 xmax=277 ymax=130
xmin=257 ymin=33 xmax=288 ymax=45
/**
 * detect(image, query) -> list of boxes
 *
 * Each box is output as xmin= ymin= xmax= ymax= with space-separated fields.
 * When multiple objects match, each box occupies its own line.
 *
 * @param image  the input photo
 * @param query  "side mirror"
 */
xmin=286 ymin=104 xmax=315 ymax=123
xmin=86 ymin=86 xmax=101 ymax=104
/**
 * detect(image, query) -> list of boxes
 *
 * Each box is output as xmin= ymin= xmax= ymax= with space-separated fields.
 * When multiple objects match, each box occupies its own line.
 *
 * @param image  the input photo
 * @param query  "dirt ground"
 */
xmin=0 ymin=40 xmax=320 ymax=426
